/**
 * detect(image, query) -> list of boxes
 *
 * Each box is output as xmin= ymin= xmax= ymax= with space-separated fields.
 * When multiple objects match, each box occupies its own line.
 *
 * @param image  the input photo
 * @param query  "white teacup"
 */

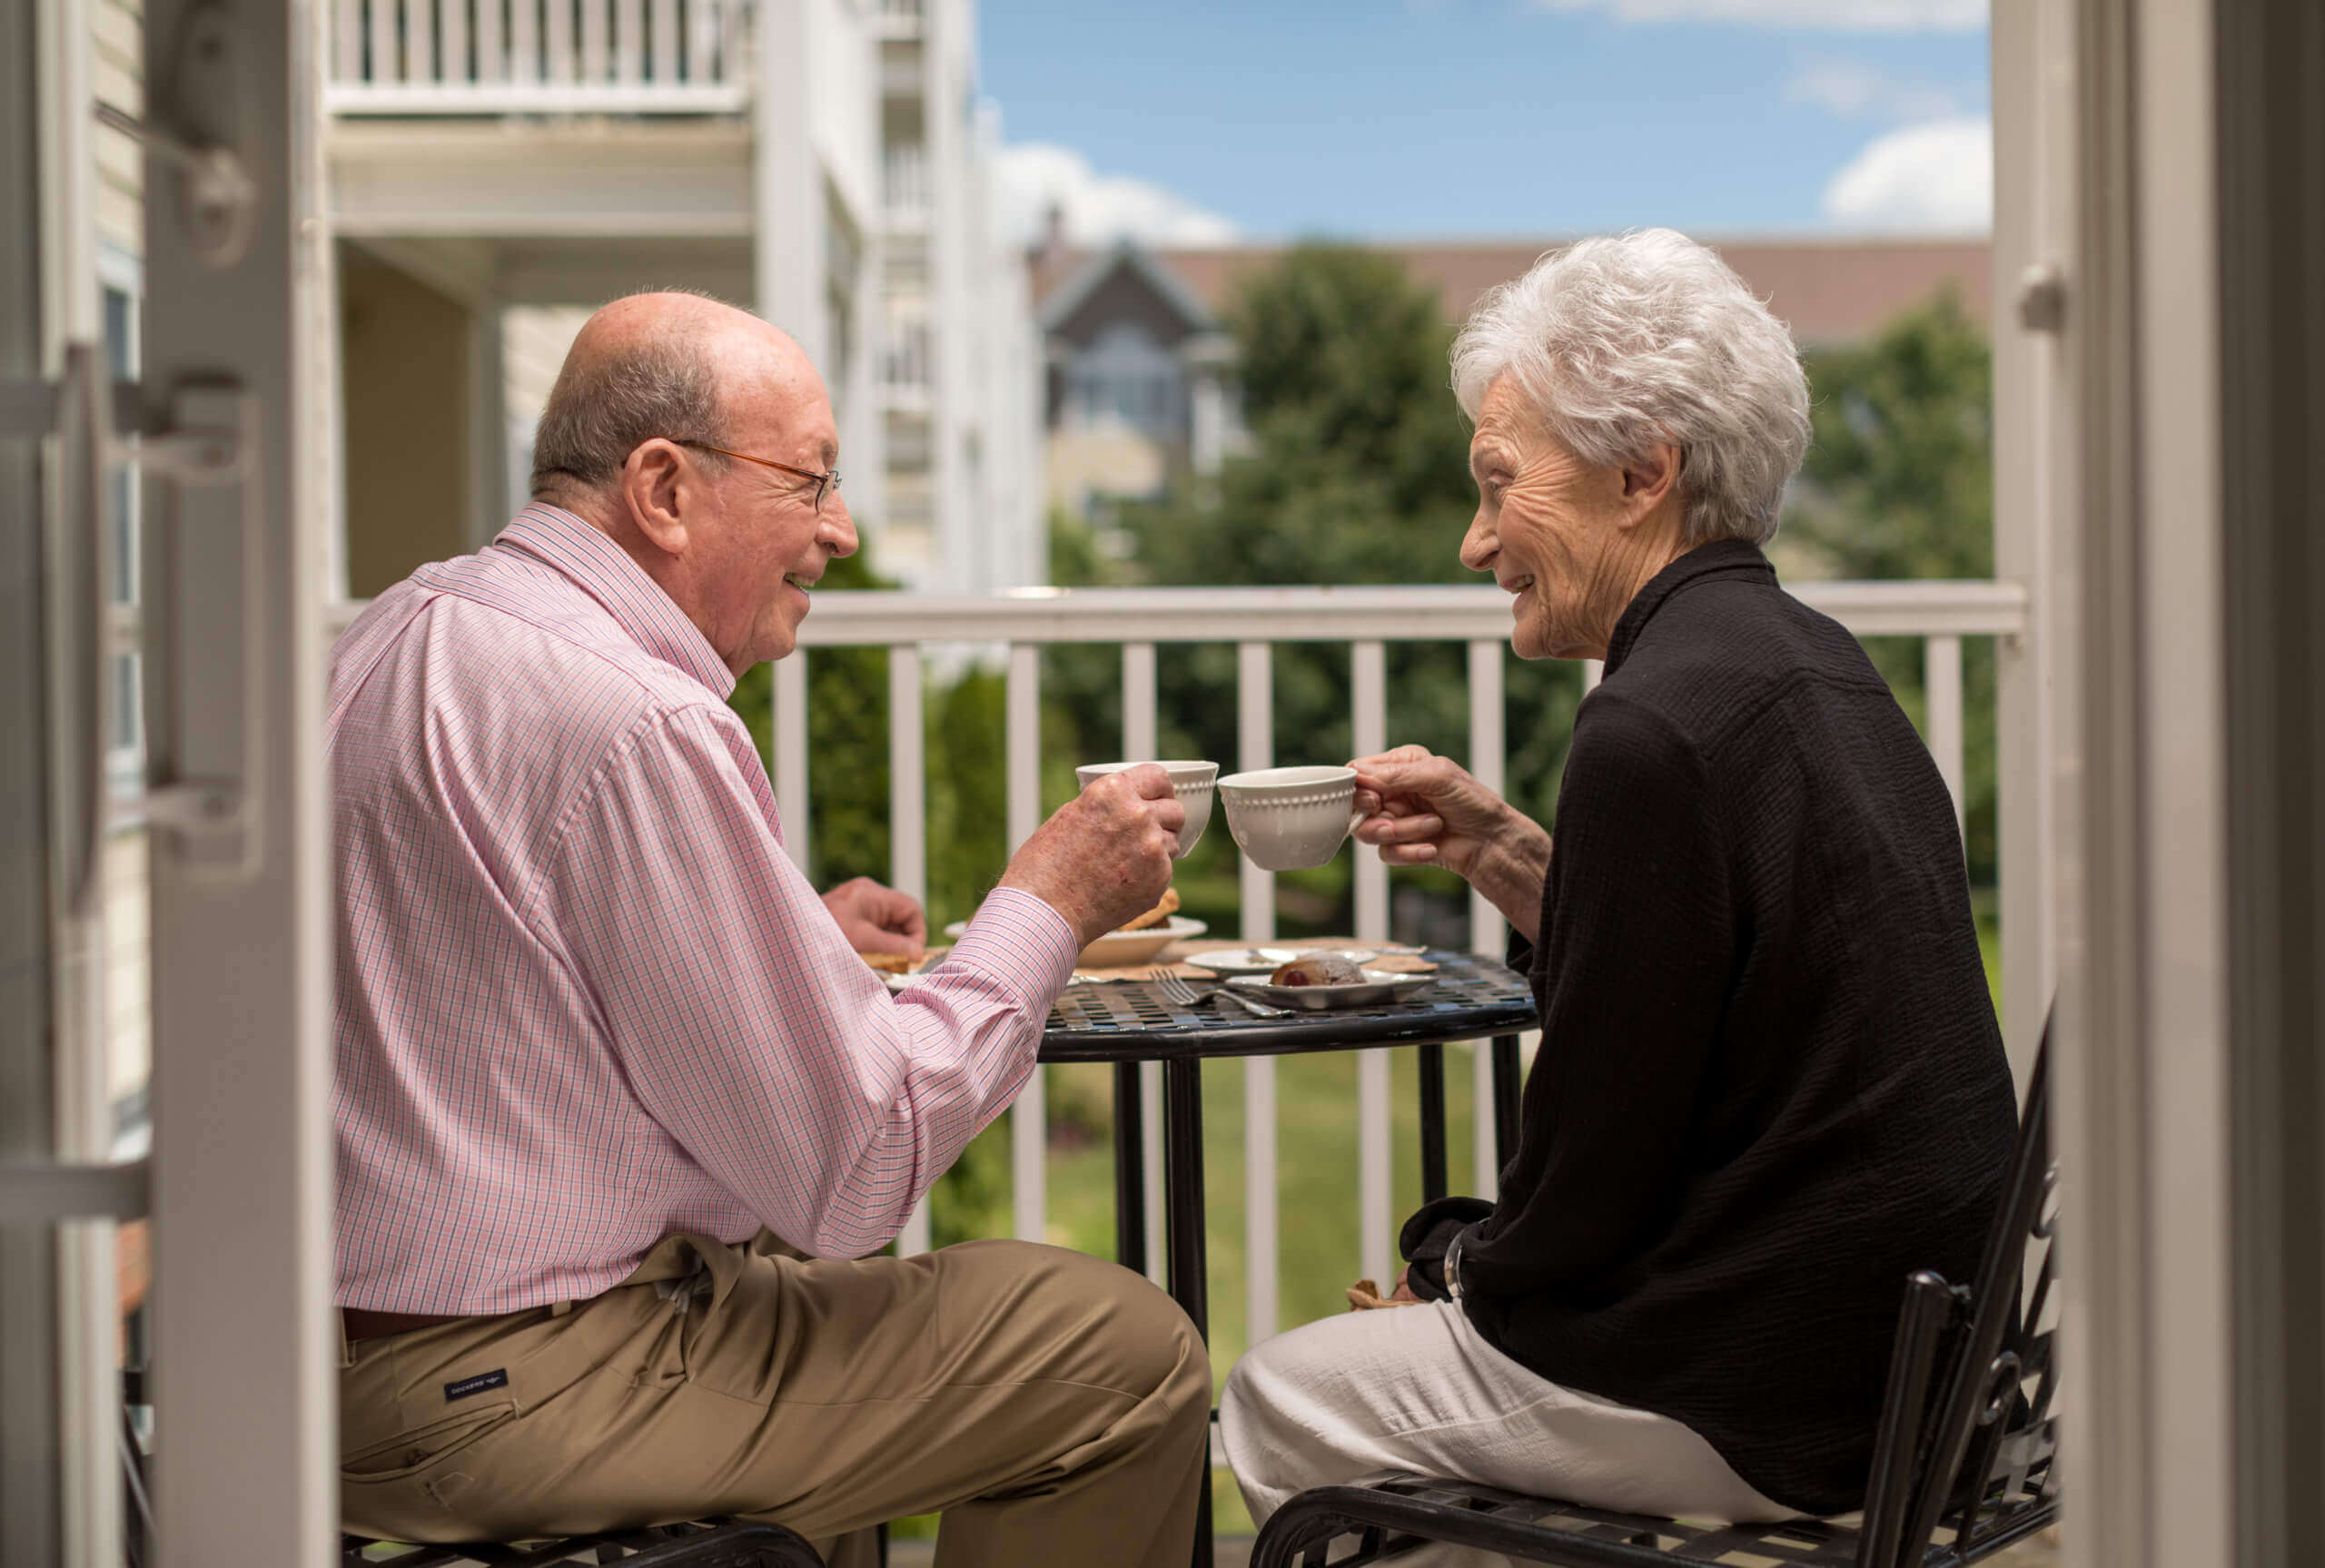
xmin=1216 ymin=765 xmax=1361 ymax=872
xmin=1075 ymin=760 xmax=1218 ymax=859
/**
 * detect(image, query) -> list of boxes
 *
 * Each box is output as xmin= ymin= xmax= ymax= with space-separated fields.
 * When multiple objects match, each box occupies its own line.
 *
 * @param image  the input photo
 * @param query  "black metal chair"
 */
xmin=1250 ymin=1025 xmax=2059 ymax=1568
xmin=118 ymin=1370 xmax=826 ymax=1568
xmin=335 ymin=1522 xmax=826 ymax=1566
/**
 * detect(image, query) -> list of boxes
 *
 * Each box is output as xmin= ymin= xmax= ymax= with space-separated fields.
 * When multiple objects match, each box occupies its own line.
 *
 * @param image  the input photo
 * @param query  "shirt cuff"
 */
xmin=944 ymin=886 xmax=1081 ymax=1011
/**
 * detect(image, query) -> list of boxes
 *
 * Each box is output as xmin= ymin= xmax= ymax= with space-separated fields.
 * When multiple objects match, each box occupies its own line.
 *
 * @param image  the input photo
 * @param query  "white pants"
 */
xmin=1219 ymin=1300 xmax=1787 ymax=1568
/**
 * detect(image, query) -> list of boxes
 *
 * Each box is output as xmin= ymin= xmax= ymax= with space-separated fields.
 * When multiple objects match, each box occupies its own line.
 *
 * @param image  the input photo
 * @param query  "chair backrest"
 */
xmin=1855 ymin=1018 xmax=2059 ymax=1568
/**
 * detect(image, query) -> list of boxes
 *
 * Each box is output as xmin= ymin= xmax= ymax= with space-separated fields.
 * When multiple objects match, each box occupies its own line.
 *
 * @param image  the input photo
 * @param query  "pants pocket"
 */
xmin=342 ymin=1399 xmax=518 ymax=1483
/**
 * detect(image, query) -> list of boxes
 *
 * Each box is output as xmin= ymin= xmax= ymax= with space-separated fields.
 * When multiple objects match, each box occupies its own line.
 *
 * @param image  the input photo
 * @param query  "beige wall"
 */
xmin=1045 ymin=426 xmax=1175 ymax=518
xmin=340 ymin=248 xmax=473 ymax=597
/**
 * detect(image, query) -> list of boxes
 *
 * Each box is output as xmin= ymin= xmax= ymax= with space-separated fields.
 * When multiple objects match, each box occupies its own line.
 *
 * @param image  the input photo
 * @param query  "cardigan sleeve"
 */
xmin=1454 ymin=688 xmax=1736 ymax=1300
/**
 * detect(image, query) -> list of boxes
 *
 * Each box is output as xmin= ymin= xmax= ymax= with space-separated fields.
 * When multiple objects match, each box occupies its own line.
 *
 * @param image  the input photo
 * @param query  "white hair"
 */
xmin=1450 ymin=229 xmax=1811 ymax=547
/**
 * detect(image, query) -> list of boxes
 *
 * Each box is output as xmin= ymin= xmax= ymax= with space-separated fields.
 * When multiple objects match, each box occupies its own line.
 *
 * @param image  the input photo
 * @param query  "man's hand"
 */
xmin=997 ymin=766 xmax=1184 ymax=948
xmin=821 ymin=876 xmax=927 ymax=956
xmin=1350 ymin=745 xmax=1552 ymax=942
xmin=1390 ymin=1266 xmax=1421 ymax=1304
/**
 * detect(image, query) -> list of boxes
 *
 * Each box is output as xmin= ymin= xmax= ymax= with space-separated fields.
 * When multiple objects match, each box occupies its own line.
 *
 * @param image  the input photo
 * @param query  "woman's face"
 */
xmin=1459 ymin=374 xmax=1685 ymax=661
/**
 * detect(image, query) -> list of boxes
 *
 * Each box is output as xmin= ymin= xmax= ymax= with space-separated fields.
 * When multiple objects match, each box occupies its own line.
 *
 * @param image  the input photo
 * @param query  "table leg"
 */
xmin=1491 ymin=1034 xmax=1523 ymax=1170
xmin=1113 ymin=1061 xmax=1147 ymax=1276
xmin=1417 ymin=1042 xmax=1448 ymax=1204
xmin=1162 ymin=1057 xmax=1211 ymax=1567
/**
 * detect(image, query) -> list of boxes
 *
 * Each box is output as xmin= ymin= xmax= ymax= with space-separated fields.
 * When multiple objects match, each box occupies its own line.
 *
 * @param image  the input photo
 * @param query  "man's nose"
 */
xmin=824 ymin=495 xmax=858 ymax=557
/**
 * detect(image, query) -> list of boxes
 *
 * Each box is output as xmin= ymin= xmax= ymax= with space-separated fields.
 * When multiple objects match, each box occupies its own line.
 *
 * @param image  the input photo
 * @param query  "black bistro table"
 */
xmin=1036 ymin=948 xmax=1538 ymax=1567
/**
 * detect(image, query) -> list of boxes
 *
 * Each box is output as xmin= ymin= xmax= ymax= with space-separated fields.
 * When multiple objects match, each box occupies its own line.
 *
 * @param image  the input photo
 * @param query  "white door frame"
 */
xmin=1996 ymin=3 xmax=2237 ymax=1565
xmin=139 ymin=0 xmax=338 ymax=1557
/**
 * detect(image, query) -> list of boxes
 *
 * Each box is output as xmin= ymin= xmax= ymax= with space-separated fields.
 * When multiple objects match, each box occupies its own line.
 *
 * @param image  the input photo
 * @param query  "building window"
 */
xmin=1068 ymin=321 xmax=1182 ymax=438
xmin=100 ymin=266 xmax=143 ymax=784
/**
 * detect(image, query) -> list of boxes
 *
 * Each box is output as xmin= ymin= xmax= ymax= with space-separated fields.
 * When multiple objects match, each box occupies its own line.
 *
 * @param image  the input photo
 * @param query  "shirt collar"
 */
xmin=493 ymin=504 xmax=737 ymax=699
xmin=1603 ymin=539 xmax=1777 ymax=679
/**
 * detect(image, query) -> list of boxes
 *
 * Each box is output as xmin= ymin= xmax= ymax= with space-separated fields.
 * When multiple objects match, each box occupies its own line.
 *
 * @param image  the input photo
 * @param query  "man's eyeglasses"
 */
xmin=677 ymin=439 xmax=842 ymax=514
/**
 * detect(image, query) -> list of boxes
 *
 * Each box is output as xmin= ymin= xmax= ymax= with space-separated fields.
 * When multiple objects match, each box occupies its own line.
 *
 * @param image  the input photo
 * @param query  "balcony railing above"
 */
xmin=327 ymin=0 xmax=751 ymax=115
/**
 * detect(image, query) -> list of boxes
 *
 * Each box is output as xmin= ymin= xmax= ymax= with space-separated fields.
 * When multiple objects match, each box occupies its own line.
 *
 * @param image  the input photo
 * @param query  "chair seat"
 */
xmin=339 ymin=1518 xmax=824 ymax=1568
xmin=1252 ymin=1468 xmax=2058 ymax=1568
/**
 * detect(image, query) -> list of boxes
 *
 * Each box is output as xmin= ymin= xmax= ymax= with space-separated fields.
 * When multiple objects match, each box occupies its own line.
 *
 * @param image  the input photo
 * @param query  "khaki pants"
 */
xmin=340 ymin=1235 xmax=1211 ymax=1567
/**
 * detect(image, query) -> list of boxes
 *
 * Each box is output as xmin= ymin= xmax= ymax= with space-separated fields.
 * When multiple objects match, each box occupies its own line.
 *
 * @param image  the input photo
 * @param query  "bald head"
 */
xmin=529 ymin=291 xmax=812 ymax=507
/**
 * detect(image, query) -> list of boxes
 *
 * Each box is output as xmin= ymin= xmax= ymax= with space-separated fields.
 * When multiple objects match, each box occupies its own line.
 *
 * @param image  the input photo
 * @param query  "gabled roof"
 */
xmin=1035 ymin=238 xmax=1222 ymax=340
xmin=1030 ymin=234 xmax=1993 ymax=348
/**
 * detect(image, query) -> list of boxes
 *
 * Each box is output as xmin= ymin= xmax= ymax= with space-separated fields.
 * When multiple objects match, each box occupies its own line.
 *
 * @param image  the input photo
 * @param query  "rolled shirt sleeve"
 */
xmin=547 ymin=702 xmax=1076 ymax=1258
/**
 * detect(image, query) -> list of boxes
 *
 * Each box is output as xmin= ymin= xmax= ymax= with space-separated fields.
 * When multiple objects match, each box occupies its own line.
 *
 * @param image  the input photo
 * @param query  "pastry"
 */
xmin=1270 ymin=952 xmax=1367 ymax=987
xmin=1118 ymin=886 xmax=1180 ymax=932
xmin=861 ymin=950 xmax=919 ymax=975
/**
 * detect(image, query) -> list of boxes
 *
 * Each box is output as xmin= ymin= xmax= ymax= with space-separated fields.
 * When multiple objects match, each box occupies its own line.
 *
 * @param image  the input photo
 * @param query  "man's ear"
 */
xmin=620 ymin=439 xmax=690 ymax=557
xmin=1617 ymin=440 xmax=1683 ymax=526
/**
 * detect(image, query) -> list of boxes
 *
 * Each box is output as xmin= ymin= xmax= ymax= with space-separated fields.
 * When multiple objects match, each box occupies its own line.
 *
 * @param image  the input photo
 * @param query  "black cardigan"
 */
xmin=1401 ymin=540 xmax=2015 ymax=1517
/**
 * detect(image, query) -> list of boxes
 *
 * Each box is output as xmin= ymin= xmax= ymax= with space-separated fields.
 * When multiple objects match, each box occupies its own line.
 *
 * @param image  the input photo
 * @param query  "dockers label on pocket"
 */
xmin=444 ymin=1369 xmax=510 ymax=1402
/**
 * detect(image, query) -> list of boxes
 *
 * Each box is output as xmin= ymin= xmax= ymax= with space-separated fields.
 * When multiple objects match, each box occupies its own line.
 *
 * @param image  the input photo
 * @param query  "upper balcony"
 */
xmin=324 ymin=0 xmax=754 ymax=115
xmin=871 ymin=0 xmax=923 ymax=41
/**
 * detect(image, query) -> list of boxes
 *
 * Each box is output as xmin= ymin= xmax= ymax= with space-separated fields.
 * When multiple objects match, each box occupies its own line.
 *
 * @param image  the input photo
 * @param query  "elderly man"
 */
xmin=330 ymin=291 xmax=1208 ymax=1564
xmin=1220 ymin=232 xmax=2015 ymax=1553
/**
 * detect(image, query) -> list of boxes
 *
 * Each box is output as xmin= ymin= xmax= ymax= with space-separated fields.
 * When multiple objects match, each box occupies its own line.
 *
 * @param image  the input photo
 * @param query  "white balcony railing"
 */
xmin=326 ymin=0 xmax=751 ymax=114
xmin=871 ymin=0 xmax=922 ymax=37
xmin=759 ymin=580 xmax=2030 ymax=1335
xmin=317 ymin=579 xmax=2028 ymax=1346
xmin=884 ymin=142 xmax=930 ymax=225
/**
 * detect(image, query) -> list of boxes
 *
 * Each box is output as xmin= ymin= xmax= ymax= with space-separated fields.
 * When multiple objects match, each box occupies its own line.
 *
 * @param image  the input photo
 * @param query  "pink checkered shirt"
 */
xmin=330 ymin=504 xmax=1078 ymax=1314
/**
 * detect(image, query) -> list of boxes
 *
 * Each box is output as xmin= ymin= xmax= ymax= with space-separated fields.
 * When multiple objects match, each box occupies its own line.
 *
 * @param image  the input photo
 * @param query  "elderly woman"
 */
xmin=1218 ymin=230 xmax=2017 ymax=1540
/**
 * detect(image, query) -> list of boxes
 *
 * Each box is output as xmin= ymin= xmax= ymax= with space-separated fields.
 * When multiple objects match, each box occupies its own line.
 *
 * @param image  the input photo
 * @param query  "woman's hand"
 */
xmin=1350 ymin=745 xmax=1552 ymax=941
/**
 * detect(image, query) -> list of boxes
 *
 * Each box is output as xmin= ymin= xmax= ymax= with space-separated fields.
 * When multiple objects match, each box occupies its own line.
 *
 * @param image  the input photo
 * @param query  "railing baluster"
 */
xmin=1582 ymin=656 xmax=1604 ymax=692
xmin=335 ymin=0 xmax=364 ymax=82
xmin=1006 ymin=643 xmax=1045 ymax=1246
xmin=441 ymin=0 xmax=469 ymax=86
xmin=546 ymin=0 xmax=572 ymax=82
xmin=1351 ymin=640 xmax=1392 ymax=1291
xmin=1123 ymin=641 xmax=1167 ymax=1287
xmin=407 ymin=0 xmax=436 ymax=84
xmin=1238 ymin=640 xmax=1278 ymax=1346
xmin=887 ymin=645 xmax=926 ymax=913
xmin=1467 ymin=639 xmax=1506 ymax=1199
xmin=887 ymin=644 xmax=932 ymax=1258
xmin=580 ymin=0 xmax=609 ymax=81
xmin=680 ymin=0 xmax=704 ymax=83
xmin=510 ymin=0 xmax=537 ymax=81
xmin=615 ymin=0 xmax=642 ymax=82
xmin=648 ymin=0 xmax=676 ymax=83
xmin=369 ymin=0 xmax=400 ymax=82
xmin=474 ymin=0 xmax=502 ymax=84
xmin=772 ymin=650 xmax=810 ymax=875
xmin=1926 ymin=633 xmax=1966 ymax=843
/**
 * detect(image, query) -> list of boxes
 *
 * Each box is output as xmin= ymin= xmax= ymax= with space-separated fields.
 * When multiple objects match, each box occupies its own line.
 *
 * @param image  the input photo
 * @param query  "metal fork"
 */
xmin=1148 ymin=968 xmax=1290 ymax=1018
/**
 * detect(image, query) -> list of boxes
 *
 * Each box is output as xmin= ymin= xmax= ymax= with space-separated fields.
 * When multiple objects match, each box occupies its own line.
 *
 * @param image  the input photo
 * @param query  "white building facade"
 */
xmin=321 ymin=0 xmax=1042 ymax=596
xmin=870 ymin=0 xmax=1043 ymax=590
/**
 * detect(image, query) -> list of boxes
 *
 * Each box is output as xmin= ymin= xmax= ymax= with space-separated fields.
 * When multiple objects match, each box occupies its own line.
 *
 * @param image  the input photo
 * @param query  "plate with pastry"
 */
xmin=946 ymin=887 xmax=1205 ymax=971
xmin=861 ymin=947 xmax=931 ymax=991
xmin=1183 ymin=945 xmax=1373 ymax=977
xmin=1227 ymin=953 xmax=1438 ymax=1011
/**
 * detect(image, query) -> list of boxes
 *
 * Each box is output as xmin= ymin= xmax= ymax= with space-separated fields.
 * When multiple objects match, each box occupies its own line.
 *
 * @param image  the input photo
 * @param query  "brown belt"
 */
xmin=342 ymin=1307 xmax=465 ymax=1342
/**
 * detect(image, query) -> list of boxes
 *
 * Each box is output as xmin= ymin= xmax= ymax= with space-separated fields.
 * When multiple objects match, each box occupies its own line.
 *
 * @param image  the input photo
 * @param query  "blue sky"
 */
xmin=980 ymin=0 xmax=1992 ymax=245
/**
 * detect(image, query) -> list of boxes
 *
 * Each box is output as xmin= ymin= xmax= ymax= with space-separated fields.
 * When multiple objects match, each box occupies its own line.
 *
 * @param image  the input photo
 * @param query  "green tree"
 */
xmin=1786 ymin=291 xmax=1999 ymax=883
xmin=1084 ymin=243 xmax=1580 ymax=939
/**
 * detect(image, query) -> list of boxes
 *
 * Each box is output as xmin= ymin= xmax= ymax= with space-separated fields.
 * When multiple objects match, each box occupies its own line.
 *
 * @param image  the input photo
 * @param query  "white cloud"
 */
xmin=993 ymin=142 xmax=1239 ymax=250
xmin=1531 ymin=0 xmax=1985 ymax=30
xmin=1786 ymin=57 xmax=1964 ymax=121
xmin=1821 ymin=117 xmax=1993 ymax=232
